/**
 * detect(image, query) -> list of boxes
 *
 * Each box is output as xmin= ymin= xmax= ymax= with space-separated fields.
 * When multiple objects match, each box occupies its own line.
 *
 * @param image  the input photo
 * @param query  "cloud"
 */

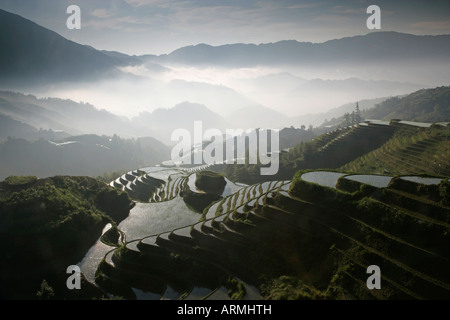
xmin=90 ymin=8 xmax=116 ymax=19
xmin=331 ymin=5 xmax=365 ymax=14
xmin=314 ymin=14 xmax=356 ymax=24
xmin=285 ymin=2 xmax=326 ymax=10
xmin=83 ymin=14 xmax=155 ymax=31
xmin=124 ymin=0 xmax=171 ymax=7
xmin=411 ymin=20 xmax=450 ymax=30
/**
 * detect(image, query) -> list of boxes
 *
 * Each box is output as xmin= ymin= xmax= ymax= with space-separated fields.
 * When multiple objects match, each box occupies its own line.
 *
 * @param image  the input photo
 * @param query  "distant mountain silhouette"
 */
xmin=231 ymin=74 xmax=424 ymax=121
xmin=0 ymin=114 xmax=38 ymax=140
xmin=150 ymin=32 xmax=450 ymax=67
xmin=283 ymin=77 xmax=425 ymax=115
xmin=0 ymin=91 xmax=252 ymax=143
xmin=234 ymin=73 xmax=308 ymax=93
xmin=0 ymin=91 xmax=134 ymax=137
xmin=4 ymin=86 xmax=445 ymax=148
xmin=0 ymin=134 xmax=170 ymax=180
xmin=1 ymin=7 xmax=448 ymax=90
xmin=311 ymin=96 xmax=392 ymax=128
xmin=132 ymin=102 xmax=230 ymax=144
xmin=226 ymin=105 xmax=291 ymax=129
xmin=161 ymin=79 xmax=258 ymax=116
xmin=153 ymin=31 xmax=450 ymax=66
xmin=0 ymin=9 xmax=120 ymax=86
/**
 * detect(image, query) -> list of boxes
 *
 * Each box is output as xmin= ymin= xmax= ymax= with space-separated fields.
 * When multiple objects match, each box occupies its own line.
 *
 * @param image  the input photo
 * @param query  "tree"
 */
xmin=36 ymin=279 xmax=54 ymax=300
xmin=344 ymin=113 xmax=351 ymax=126
xmin=355 ymin=102 xmax=362 ymax=123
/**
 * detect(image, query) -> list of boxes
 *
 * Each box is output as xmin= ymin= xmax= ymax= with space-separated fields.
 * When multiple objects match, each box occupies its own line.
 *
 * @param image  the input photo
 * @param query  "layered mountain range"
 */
xmin=1 ymin=8 xmax=448 ymax=119
xmin=0 ymin=8 xmax=449 ymax=181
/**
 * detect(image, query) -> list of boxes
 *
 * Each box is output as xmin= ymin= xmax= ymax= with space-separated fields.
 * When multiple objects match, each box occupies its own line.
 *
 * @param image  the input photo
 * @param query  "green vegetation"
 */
xmin=97 ymin=169 xmax=130 ymax=184
xmin=0 ymin=175 xmax=38 ymax=201
xmin=96 ymin=245 xmax=228 ymax=300
xmin=4 ymin=175 xmax=37 ymax=187
xmin=178 ymin=172 xmax=227 ymax=214
xmin=341 ymin=103 xmax=363 ymax=127
xmin=363 ymin=86 xmax=450 ymax=123
xmin=101 ymin=225 xmax=122 ymax=247
xmin=321 ymin=86 xmax=450 ymax=129
xmin=277 ymin=170 xmax=450 ymax=299
xmin=195 ymin=171 xmax=226 ymax=195
xmin=0 ymin=175 xmax=133 ymax=299
xmin=180 ymin=178 xmax=222 ymax=214
xmin=222 ymin=87 xmax=450 ymax=184
xmin=36 ymin=279 xmax=55 ymax=300
xmin=2 ymin=86 xmax=449 ymax=300
xmin=0 ymin=133 xmax=171 ymax=181
xmin=225 ymin=277 xmax=247 ymax=300
xmin=224 ymin=123 xmax=396 ymax=183
xmin=341 ymin=124 xmax=450 ymax=176
xmin=224 ymin=121 xmax=449 ymax=184
xmin=223 ymin=163 xmax=263 ymax=185
xmin=86 ymin=161 xmax=450 ymax=300
xmin=260 ymin=276 xmax=326 ymax=300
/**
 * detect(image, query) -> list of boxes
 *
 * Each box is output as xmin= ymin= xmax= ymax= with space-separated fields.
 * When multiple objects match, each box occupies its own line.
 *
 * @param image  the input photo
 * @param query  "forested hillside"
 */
xmin=0 ymin=134 xmax=170 ymax=180
xmin=0 ymin=175 xmax=134 ymax=299
xmin=363 ymin=86 xmax=450 ymax=122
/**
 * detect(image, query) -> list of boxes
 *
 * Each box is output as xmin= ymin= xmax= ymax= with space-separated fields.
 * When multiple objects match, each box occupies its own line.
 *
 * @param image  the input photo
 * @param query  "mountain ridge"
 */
xmin=0 ymin=8 xmax=120 ymax=86
xmin=1 ymin=7 xmax=448 ymax=85
xmin=2 ymin=86 xmax=446 ymax=145
xmin=148 ymin=31 xmax=450 ymax=67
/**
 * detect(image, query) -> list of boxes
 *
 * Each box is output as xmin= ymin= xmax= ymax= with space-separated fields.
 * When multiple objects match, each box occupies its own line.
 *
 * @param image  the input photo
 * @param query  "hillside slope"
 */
xmin=363 ymin=86 xmax=450 ymax=122
xmin=0 ymin=9 xmax=120 ymax=86
xmin=0 ymin=134 xmax=170 ymax=181
xmin=88 ymin=165 xmax=450 ymax=300
xmin=0 ymin=91 xmax=134 ymax=137
xmin=0 ymin=175 xmax=134 ymax=299
xmin=341 ymin=121 xmax=450 ymax=176
xmin=154 ymin=32 xmax=450 ymax=68
xmin=224 ymin=119 xmax=449 ymax=184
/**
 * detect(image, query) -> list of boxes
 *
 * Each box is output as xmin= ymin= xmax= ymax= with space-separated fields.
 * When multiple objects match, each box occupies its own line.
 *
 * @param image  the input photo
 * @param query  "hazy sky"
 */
xmin=1 ymin=0 xmax=449 ymax=55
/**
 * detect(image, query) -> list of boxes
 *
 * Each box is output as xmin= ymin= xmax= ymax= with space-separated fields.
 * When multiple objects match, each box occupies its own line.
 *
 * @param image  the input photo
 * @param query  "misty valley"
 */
xmin=0 ymin=7 xmax=449 ymax=301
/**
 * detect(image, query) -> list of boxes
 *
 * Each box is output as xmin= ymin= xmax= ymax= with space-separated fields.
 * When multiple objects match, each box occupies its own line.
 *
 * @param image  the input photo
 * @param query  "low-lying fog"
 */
xmin=25 ymin=59 xmax=444 ymax=123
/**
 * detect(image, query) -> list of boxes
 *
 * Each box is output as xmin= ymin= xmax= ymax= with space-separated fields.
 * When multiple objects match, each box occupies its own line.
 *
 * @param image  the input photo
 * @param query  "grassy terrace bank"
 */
xmin=96 ymin=161 xmax=450 ymax=300
xmin=272 ymin=170 xmax=450 ymax=299
xmin=341 ymin=123 xmax=450 ymax=176
xmin=181 ymin=171 xmax=226 ymax=213
xmin=223 ymin=121 xmax=450 ymax=184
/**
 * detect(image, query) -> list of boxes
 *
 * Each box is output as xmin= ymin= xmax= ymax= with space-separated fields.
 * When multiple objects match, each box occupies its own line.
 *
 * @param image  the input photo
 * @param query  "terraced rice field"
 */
xmin=78 ymin=224 xmax=117 ymax=283
xmin=400 ymin=176 xmax=444 ymax=185
xmin=118 ymin=199 xmax=200 ymax=241
xmin=344 ymin=174 xmax=392 ymax=188
xmin=85 ymin=121 xmax=449 ymax=300
xmin=277 ymin=171 xmax=449 ymax=299
xmin=300 ymin=170 xmax=446 ymax=190
xmin=85 ymin=164 xmax=450 ymax=300
xmin=84 ymin=164 xmax=292 ymax=299
xmin=340 ymin=122 xmax=450 ymax=176
xmin=301 ymin=171 xmax=346 ymax=188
